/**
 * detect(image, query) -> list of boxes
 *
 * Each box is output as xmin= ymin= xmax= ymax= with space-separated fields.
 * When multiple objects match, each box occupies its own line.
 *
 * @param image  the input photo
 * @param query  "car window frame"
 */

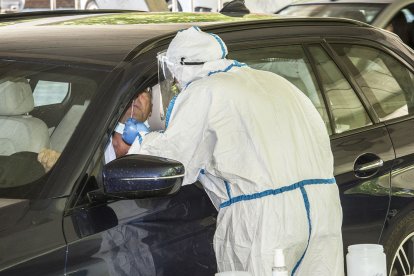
xmin=229 ymin=40 xmax=336 ymax=135
xmin=321 ymin=40 xmax=378 ymax=122
xmin=303 ymin=43 xmax=374 ymax=135
xmin=324 ymin=37 xmax=414 ymax=127
xmin=64 ymin=74 xmax=159 ymax=211
xmin=228 ymin=37 xmax=383 ymax=137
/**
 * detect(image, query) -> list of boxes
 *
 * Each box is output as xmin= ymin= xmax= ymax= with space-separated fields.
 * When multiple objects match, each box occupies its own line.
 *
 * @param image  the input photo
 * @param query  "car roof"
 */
xmin=0 ymin=11 xmax=373 ymax=71
xmin=0 ymin=12 xmax=193 ymax=71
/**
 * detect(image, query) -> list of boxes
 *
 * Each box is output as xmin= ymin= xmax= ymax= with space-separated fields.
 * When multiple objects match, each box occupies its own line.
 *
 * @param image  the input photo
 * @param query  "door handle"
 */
xmin=355 ymin=159 xmax=384 ymax=173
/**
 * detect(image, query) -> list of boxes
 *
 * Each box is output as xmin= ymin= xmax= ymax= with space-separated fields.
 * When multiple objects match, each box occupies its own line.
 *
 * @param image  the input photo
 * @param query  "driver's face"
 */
xmin=122 ymin=89 xmax=153 ymax=123
xmin=132 ymin=90 xmax=152 ymax=122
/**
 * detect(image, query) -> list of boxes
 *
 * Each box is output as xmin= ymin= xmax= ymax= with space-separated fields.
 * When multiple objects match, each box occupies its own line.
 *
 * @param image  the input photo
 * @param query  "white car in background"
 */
xmin=0 ymin=0 xmax=25 ymax=13
xmin=170 ymin=0 xmax=295 ymax=13
xmin=80 ymin=0 xmax=220 ymax=12
xmin=168 ymin=0 xmax=219 ymax=12
xmin=80 ymin=0 xmax=295 ymax=13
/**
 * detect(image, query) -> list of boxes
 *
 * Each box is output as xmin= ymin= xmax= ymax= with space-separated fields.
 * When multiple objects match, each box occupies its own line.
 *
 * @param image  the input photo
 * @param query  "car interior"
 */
xmin=0 ymin=68 xmax=100 ymax=191
xmin=0 ymin=78 xmax=49 ymax=156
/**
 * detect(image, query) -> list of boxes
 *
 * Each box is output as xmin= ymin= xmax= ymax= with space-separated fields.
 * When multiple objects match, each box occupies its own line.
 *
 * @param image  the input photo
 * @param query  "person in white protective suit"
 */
xmin=128 ymin=26 xmax=344 ymax=276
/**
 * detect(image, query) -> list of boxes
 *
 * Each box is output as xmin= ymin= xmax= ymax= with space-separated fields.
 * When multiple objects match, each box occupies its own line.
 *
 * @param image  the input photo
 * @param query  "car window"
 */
xmin=230 ymin=45 xmax=332 ymax=135
xmin=307 ymin=45 xmax=372 ymax=134
xmin=402 ymin=7 xmax=414 ymax=22
xmin=33 ymin=80 xmax=70 ymax=107
xmin=331 ymin=44 xmax=414 ymax=121
xmin=0 ymin=61 xmax=105 ymax=198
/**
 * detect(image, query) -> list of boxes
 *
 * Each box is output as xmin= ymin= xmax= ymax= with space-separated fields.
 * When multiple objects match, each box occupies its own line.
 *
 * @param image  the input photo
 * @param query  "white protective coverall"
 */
xmin=129 ymin=27 xmax=344 ymax=276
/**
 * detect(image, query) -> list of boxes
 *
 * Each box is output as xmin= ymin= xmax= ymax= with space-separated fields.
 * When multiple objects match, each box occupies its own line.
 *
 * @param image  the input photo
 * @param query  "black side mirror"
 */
xmin=101 ymin=154 xmax=184 ymax=199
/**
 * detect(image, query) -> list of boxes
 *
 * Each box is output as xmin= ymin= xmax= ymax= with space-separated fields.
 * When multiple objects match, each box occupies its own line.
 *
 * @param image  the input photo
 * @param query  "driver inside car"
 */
xmin=37 ymin=87 xmax=153 ymax=171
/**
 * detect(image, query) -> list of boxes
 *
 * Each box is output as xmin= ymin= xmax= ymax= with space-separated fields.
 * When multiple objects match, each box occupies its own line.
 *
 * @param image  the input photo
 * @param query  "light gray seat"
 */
xmin=0 ymin=78 xmax=50 ymax=156
xmin=50 ymin=101 xmax=89 ymax=152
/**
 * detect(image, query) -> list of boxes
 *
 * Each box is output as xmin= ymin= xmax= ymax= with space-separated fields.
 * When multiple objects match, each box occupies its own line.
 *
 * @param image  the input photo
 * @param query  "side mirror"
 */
xmin=101 ymin=154 xmax=184 ymax=199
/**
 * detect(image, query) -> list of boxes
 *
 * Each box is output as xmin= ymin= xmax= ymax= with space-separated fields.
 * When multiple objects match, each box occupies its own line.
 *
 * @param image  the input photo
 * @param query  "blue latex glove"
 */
xmin=122 ymin=118 xmax=149 ymax=145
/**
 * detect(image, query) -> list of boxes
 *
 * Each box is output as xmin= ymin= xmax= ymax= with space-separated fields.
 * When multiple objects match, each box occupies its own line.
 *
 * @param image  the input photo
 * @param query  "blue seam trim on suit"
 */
xmin=208 ymin=61 xmax=247 ymax=77
xmin=137 ymin=132 xmax=143 ymax=144
xmin=224 ymin=180 xmax=232 ymax=200
xmin=292 ymin=187 xmax=312 ymax=275
xmin=165 ymin=95 xmax=178 ymax=129
xmin=164 ymin=60 xmax=245 ymax=129
xmin=219 ymin=178 xmax=336 ymax=209
xmin=208 ymin=33 xmax=227 ymax=58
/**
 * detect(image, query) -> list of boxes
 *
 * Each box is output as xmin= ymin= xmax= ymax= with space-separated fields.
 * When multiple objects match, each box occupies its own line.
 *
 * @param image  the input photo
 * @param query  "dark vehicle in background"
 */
xmin=0 ymin=11 xmax=414 ymax=276
xmin=278 ymin=0 xmax=414 ymax=48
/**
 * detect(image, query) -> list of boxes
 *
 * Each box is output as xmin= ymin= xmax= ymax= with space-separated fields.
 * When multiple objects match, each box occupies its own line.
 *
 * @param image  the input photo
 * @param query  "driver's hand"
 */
xmin=37 ymin=148 xmax=61 ymax=172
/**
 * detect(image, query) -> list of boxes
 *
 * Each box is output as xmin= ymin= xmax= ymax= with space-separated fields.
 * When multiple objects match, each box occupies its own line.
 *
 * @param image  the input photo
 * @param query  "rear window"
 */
xmin=33 ymin=80 xmax=70 ymax=106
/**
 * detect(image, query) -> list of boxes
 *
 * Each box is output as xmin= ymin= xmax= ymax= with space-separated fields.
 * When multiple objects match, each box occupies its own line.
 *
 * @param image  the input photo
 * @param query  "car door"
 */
xmin=63 ymin=183 xmax=217 ymax=276
xmin=330 ymin=41 xmax=414 ymax=273
xmin=229 ymin=40 xmax=394 ymax=251
xmin=309 ymin=42 xmax=395 ymax=248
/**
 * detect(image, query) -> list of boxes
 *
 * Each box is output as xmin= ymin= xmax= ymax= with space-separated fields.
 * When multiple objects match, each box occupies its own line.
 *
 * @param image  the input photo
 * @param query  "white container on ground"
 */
xmin=272 ymin=248 xmax=289 ymax=276
xmin=346 ymin=244 xmax=387 ymax=276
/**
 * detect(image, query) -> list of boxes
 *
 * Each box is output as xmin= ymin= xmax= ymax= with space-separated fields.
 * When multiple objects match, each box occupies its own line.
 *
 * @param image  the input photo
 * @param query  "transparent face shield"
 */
xmin=157 ymin=51 xmax=181 ymax=122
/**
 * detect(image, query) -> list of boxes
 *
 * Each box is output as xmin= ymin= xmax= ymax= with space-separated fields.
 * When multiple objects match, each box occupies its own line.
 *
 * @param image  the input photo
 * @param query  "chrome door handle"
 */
xmin=355 ymin=159 xmax=384 ymax=172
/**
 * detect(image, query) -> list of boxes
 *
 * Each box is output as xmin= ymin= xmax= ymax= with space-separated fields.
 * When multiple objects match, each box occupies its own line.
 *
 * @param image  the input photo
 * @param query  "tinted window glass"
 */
xmin=307 ymin=45 xmax=372 ymax=134
xmin=230 ymin=45 xmax=332 ymax=134
xmin=33 ymin=80 xmax=69 ymax=106
xmin=332 ymin=44 xmax=414 ymax=121
xmin=0 ymin=61 xmax=106 ymax=198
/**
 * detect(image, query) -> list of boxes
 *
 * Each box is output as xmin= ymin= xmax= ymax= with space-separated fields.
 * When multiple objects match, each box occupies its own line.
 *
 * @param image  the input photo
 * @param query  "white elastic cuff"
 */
xmin=114 ymin=122 xmax=125 ymax=134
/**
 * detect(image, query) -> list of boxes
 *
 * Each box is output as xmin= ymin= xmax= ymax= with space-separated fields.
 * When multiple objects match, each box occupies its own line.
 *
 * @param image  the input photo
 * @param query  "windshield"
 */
xmin=278 ymin=3 xmax=387 ymax=24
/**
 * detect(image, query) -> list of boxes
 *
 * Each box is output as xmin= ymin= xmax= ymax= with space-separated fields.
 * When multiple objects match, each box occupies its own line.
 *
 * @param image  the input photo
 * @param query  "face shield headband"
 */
xmin=157 ymin=50 xmax=206 ymax=121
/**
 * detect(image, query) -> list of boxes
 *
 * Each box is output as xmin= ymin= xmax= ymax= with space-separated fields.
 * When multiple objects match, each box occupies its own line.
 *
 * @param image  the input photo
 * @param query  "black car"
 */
xmin=0 ymin=11 xmax=414 ymax=276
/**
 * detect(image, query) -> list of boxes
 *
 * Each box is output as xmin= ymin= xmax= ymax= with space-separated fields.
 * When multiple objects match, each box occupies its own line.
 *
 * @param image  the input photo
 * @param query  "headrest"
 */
xmin=0 ymin=78 xmax=34 ymax=116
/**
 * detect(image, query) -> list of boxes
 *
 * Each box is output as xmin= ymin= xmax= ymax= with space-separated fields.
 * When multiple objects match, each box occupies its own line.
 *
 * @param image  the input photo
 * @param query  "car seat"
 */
xmin=0 ymin=78 xmax=50 ymax=155
xmin=49 ymin=100 xmax=90 ymax=152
